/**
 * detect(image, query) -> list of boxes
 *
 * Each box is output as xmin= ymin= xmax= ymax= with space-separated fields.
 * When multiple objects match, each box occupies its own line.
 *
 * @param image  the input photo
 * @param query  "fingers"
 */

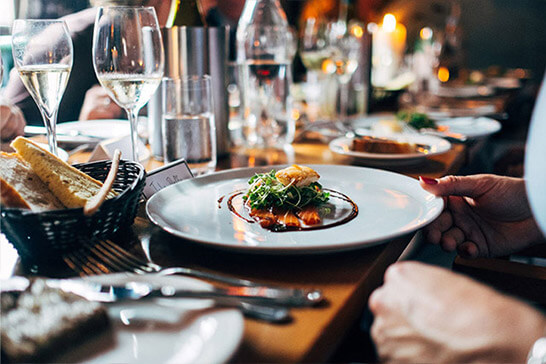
xmin=420 ymin=174 xmax=494 ymax=199
xmin=440 ymin=227 xmax=465 ymax=251
xmin=423 ymin=210 xmax=453 ymax=245
xmin=457 ymin=241 xmax=479 ymax=258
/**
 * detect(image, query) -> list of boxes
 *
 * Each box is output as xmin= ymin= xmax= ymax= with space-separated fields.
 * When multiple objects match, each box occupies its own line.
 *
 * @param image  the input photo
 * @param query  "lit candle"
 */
xmin=371 ymin=13 xmax=407 ymax=87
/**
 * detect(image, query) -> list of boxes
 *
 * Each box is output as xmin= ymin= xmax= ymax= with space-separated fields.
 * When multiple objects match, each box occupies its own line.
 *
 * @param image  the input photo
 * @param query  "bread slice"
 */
xmin=10 ymin=137 xmax=116 ymax=209
xmin=0 ymin=152 xmax=64 ymax=211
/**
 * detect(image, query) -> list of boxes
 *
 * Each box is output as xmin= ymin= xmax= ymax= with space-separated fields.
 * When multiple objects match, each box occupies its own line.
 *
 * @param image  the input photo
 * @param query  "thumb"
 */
xmin=419 ymin=174 xmax=493 ymax=198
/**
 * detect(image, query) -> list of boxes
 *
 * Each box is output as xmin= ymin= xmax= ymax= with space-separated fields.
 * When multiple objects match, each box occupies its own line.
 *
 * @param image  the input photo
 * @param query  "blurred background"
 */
xmin=1 ymin=0 xmax=546 ymax=175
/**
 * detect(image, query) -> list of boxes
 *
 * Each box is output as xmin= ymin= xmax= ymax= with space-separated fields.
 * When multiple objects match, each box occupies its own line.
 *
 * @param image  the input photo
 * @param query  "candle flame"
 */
xmin=438 ymin=67 xmax=450 ymax=82
xmin=420 ymin=27 xmax=433 ymax=40
xmin=350 ymin=24 xmax=364 ymax=38
xmin=383 ymin=14 xmax=396 ymax=32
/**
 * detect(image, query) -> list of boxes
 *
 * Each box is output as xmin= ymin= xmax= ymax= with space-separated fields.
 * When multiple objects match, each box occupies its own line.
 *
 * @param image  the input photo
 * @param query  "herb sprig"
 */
xmin=396 ymin=111 xmax=437 ymax=130
xmin=243 ymin=170 xmax=329 ymax=210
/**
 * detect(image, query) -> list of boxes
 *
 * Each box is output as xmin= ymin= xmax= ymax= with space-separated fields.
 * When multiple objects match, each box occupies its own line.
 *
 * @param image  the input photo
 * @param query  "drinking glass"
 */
xmin=93 ymin=6 xmax=164 ymax=162
xmin=162 ymin=76 xmax=217 ymax=175
xmin=300 ymin=17 xmax=330 ymax=76
xmin=11 ymin=20 xmax=73 ymax=155
xmin=325 ymin=21 xmax=361 ymax=126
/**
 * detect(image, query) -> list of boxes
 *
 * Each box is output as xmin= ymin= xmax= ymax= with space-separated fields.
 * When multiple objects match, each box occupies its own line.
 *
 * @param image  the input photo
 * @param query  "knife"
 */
xmin=47 ymin=279 xmax=323 ymax=307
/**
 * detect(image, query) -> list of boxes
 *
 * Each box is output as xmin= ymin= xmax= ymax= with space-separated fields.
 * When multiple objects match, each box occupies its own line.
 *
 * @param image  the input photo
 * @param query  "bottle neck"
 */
xmin=167 ymin=0 xmax=206 ymax=27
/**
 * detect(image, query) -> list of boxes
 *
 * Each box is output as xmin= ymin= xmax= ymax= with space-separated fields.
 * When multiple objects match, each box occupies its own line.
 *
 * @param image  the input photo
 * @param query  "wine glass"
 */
xmin=11 ymin=20 xmax=73 ymax=155
xmin=325 ymin=20 xmax=362 ymax=128
xmin=93 ymin=6 xmax=164 ymax=162
xmin=299 ymin=17 xmax=330 ymax=77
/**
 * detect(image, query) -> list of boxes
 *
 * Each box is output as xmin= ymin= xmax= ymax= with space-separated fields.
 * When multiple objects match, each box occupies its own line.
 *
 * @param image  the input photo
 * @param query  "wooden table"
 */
xmin=2 ymin=141 xmax=467 ymax=363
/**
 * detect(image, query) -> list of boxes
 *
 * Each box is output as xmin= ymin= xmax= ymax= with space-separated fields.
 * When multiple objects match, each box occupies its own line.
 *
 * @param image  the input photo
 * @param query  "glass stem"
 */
xmin=339 ymin=81 xmax=349 ymax=123
xmin=126 ymin=107 xmax=141 ymax=162
xmin=42 ymin=109 xmax=58 ymax=156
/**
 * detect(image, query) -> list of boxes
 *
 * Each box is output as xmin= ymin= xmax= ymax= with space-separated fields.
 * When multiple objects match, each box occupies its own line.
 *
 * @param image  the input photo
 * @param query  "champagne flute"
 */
xmin=299 ymin=17 xmax=330 ymax=75
xmin=11 ymin=20 xmax=73 ymax=155
xmin=325 ymin=21 xmax=361 ymax=128
xmin=93 ymin=6 xmax=164 ymax=162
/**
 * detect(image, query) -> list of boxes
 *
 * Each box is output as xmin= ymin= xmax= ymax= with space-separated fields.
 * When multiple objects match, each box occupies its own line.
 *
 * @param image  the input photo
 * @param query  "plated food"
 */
xmin=329 ymin=134 xmax=451 ymax=167
xmin=146 ymin=165 xmax=444 ymax=253
xmin=352 ymin=135 xmax=422 ymax=154
xmin=228 ymin=165 xmax=356 ymax=232
xmin=370 ymin=111 xmax=440 ymax=135
xmin=353 ymin=112 xmax=500 ymax=141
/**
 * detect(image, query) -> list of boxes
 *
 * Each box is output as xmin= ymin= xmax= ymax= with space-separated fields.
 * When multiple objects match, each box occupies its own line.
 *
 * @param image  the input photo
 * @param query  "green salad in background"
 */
xmin=396 ymin=111 xmax=437 ymax=130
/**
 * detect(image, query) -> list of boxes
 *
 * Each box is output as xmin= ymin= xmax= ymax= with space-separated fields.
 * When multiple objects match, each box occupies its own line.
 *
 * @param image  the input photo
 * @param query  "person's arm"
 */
xmin=369 ymin=261 xmax=546 ymax=363
xmin=419 ymin=174 xmax=546 ymax=258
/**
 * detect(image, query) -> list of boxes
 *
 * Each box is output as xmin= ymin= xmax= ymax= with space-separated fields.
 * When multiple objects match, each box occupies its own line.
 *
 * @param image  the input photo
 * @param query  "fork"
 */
xmin=83 ymin=240 xmax=323 ymax=303
xmin=63 ymin=239 xmax=323 ymax=301
xmin=64 ymin=249 xmax=291 ymax=323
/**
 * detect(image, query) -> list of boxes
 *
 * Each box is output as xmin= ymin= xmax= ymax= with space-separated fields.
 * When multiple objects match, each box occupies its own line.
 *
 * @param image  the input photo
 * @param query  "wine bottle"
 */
xmin=167 ymin=0 xmax=206 ymax=27
xmin=437 ymin=2 xmax=463 ymax=82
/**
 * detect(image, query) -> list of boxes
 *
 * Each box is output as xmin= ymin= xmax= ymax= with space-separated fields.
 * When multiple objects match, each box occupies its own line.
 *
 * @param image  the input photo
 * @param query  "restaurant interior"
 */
xmin=1 ymin=0 xmax=546 ymax=363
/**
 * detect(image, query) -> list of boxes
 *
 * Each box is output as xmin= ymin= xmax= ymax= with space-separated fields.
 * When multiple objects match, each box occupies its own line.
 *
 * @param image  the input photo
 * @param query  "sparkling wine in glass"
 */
xmin=11 ymin=20 xmax=73 ymax=155
xmin=300 ymin=17 xmax=330 ymax=74
xmin=93 ymin=6 xmax=164 ymax=162
xmin=325 ymin=21 xmax=362 ymax=125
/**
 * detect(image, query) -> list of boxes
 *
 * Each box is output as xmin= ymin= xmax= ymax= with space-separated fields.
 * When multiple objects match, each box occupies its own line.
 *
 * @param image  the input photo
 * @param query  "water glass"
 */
xmin=162 ymin=76 xmax=217 ymax=175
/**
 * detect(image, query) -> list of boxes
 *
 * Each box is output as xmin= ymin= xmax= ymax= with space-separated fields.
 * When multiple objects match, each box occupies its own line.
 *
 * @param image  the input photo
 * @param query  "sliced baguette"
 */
xmin=0 ymin=152 xmax=65 ymax=211
xmin=10 ymin=137 xmax=116 ymax=209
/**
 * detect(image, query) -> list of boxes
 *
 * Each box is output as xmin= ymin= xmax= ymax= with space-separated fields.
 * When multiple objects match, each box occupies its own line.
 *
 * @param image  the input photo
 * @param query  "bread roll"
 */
xmin=0 ymin=152 xmax=64 ymax=211
xmin=10 ymin=137 xmax=116 ymax=208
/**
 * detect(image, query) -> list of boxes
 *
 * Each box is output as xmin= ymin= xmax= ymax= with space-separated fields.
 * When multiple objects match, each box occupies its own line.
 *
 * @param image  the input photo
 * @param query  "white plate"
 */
xmin=352 ymin=113 xmax=501 ymax=140
xmin=329 ymin=134 xmax=451 ymax=167
xmin=433 ymin=84 xmax=494 ymax=98
xmin=437 ymin=117 xmax=501 ymax=139
xmin=57 ymin=119 xmax=131 ymax=141
xmin=146 ymin=165 xmax=444 ymax=254
xmin=58 ymin=273 xmax=244 ymax=364
xmin=37 ymin=143 xmax=69 ymax=162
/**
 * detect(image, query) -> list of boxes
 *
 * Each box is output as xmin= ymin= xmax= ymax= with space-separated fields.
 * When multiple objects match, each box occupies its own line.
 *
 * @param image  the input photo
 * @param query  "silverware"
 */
xmin=48 ymin=279 xmax=290 ymax=323
xmin=64 ymin=239 xmax=323 ymax=304
xmin=50 ymin=279 xmax=320 ymax=307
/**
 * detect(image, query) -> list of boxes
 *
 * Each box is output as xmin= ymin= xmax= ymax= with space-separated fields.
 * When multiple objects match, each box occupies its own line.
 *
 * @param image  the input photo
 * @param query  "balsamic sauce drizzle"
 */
xmin=224 ymin=188 xmax=358 ymax=232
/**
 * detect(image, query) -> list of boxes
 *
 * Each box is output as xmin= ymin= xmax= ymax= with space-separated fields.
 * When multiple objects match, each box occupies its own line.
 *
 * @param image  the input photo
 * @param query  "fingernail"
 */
xmin=420 ymin=176 xmax=438 ymax=185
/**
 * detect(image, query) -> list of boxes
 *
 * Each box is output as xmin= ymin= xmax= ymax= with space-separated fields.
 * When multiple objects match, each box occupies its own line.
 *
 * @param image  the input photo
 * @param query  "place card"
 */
xmin=88 ymin=135 xmax=148 ymax=163
xmin=142 ymin=159 xmax=194 ymax=199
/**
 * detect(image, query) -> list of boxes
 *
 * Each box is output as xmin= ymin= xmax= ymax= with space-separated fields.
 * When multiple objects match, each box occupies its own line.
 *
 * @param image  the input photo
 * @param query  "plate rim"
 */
xmin=352 ymin=113 xmax=501 ymax=139
xmin=76 ymin=273 xmax=244 ymax=364
xmin=328 ymin=134 xmax=452 ymax=161
xmin=145 ymin=164 xmax=444 ymax=254
xmin=438 ymin=116 xmax=501 ymax=138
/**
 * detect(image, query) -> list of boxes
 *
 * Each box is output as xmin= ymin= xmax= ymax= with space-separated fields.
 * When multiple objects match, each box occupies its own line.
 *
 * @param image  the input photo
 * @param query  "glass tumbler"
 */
xmin=162 ymin=76 xmax=217 ymax=175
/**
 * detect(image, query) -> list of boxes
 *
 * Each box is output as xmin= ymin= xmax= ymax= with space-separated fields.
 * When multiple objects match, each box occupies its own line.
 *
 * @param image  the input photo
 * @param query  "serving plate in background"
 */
xmin=329 ymin=134 xmax=451 ymax=167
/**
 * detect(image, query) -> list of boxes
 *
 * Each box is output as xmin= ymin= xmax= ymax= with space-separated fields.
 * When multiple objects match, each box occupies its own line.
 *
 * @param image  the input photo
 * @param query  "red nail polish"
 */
xmin=420 ymin=176 xmax=438 ymax=185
